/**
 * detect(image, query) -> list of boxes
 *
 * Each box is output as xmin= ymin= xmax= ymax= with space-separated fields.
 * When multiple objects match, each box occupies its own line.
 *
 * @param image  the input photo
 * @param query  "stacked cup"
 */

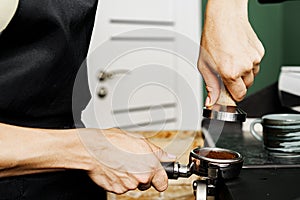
xmin=250 ymin=114 xmax=300 ymax=153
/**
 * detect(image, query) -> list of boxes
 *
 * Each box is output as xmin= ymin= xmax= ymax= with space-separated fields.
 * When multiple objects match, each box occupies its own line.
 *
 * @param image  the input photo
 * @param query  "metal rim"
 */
xmin=203 ymin=107 xmax=246 ymax=122
xmin=190 ymin=147 xmax=244 ymax=164
xmin=263 ymin=114 xmax=300 ymax=126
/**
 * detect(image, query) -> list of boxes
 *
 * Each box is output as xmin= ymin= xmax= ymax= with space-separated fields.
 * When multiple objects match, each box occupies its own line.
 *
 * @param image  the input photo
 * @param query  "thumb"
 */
xmin=147 ymin=141 xmax=176 ymax=162
xmin=200 ymin=65 xmax=220 ymax=107
xmin=146 ymin=142 xmax=174 ymax=192
xmin=198 ymin=46 xmax=221 ymax=107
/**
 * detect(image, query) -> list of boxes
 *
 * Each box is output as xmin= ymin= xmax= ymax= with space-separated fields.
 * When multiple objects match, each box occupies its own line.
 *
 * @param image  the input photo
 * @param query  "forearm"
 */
xmin=0 ymin=123 xmax=92 ymax=177
xmin=199 ymin=0 xmax=264 ymax=104
xmin=205 ymin=0 xmax=249 ymax=26
xmin=206 ymin=0 xmax=248 ymax=14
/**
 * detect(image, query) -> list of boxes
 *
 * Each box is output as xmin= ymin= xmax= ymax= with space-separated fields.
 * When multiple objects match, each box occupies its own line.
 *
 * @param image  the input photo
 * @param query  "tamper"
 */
xmin=202 ymin=87 xmax=246 ymax=122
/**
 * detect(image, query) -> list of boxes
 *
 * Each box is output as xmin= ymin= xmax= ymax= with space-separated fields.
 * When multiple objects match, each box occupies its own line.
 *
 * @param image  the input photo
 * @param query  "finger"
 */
xmin=249 ymin=29 xmax=265 ymax=62
xmin=250 ymin=49 xmax=261 ymax=76
xmin=120 ymin=176 xmax=139 ymax=191
xmin=99 ymin=174 xmax=127 ymax=194
xmin=253 ymin=37 xmax=265 ymax=60
xmin=242 ymin=71 xmax=254 ymax=89
xmin=112 ymin=185 xmax=127 ymax=195
xmin=151 ymin=168 xmax=168 ymax=192
xmin=197 ymin=46 xmax=221 ymax=107
xmin=251 ymin=47 xmax=263 ymax=66
xmin=224 ymin=77 xmax=247 ymax=102
xmin=198 ymin=64 xmax=220 ymax=107
xmin=253 ymin=64 xmax=260 ymax=76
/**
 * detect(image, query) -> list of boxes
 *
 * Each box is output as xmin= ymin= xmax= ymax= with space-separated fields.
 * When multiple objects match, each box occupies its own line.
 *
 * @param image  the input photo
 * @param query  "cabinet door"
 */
xmin=82 ymin=0 xmax=202 ymax=131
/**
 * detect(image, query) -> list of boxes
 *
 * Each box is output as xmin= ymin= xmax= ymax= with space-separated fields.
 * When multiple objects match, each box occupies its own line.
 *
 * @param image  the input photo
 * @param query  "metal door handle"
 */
xmin=98 ymin=70 xmax=129 ymax=82
xmin=97 ymin=87 xmax=108 ymax=98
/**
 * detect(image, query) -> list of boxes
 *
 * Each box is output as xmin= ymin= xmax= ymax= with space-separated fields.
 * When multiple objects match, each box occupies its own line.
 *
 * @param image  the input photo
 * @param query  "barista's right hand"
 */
xmin=76 ymin=128 xmax=175 ymax=194
xmin=198 ymin=0 xmax=265 ymax=107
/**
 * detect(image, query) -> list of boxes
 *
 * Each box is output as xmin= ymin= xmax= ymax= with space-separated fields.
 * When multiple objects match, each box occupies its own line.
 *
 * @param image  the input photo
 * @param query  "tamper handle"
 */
xmin=216 ymin=87 xmax=236 ymax=106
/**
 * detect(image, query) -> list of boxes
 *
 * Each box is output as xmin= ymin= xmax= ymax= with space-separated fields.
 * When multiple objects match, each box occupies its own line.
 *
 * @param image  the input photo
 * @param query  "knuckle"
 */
xmin=121 ymin=177 xmax=138 ymax=190
xmin=220 ymin=63 xmax=242 ymax=81
xmin=152 ymin=176 xmax=168 ymax=192
xmin=235 ymin=90 xmax=247 ymax=101
xmin=252 ymin=52 xmax=263 ymax=65
xmin=245 ymin=64 xmax=253 ymax=73
xmin=258 ymin=44 xmax=265 ymax=58
xmin=125 ymin=182 xmax=137 ymax=190
xmin=253 ymin=65 xmax=260 ymax=75
xmin=243 ymin=58 xmax=254 ymax=71
xmin=137 ymin=175 xmax=151 ymax=184
xmin=247 ymin=81 xmax=254 ymax=88
xmin=108 ymin=184 xmax=127 ymax=194
xmin=222 ymin=71 xmax=239 ymax=82
xmin=244 ymin=78 xmax=254 ymax=88
xmin=114 ymin=188 xmax=127 ymax=195
xmin=116 ymin=183 xmax=130 ymax=194
xmin=160 ymin=183 xmax=168 ymax=191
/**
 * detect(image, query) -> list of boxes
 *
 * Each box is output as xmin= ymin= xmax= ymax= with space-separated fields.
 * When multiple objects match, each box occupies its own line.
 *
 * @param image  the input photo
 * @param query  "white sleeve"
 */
xmin=0 ymin=0 xmax=19 ymax=33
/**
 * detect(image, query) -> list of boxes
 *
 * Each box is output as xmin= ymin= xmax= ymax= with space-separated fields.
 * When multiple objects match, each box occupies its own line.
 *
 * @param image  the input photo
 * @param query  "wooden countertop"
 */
xmin=107 ymin=130 xmax=204 ymax=200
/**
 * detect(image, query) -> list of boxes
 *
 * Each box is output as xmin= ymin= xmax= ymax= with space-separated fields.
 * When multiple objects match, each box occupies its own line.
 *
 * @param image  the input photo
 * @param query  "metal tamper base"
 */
xmin=202 ymin=87 xmax=247 ymax=122
xmin=203 ymin=105 xmax=246 ymax=122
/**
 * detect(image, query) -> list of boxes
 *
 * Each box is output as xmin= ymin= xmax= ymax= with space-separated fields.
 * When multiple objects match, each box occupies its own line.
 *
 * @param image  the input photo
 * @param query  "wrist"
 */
xmin=52 ymin=129 xmax=95 ymax=171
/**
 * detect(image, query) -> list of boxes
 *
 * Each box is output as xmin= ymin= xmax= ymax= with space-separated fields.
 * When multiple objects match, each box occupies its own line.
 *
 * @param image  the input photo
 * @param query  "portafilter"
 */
xmin=161 ymin=147 xmax=244 ymax=200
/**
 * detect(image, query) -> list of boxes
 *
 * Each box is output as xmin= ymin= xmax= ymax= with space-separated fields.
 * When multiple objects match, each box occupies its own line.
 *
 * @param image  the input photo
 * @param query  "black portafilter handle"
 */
xmin=161 ymin=162 xmax=192 ymax=179
xmin=259 ymin=0 xmax=299 ymax=3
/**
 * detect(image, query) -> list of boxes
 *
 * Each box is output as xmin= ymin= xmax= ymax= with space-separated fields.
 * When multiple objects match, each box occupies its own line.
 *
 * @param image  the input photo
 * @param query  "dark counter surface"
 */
xmin=202 ymin=119 xmax=300 ymax=166
xmin=224 ymin=167 xmax=300 ymax=200
xmin=202 ymin=119 xmax=300 ymax=200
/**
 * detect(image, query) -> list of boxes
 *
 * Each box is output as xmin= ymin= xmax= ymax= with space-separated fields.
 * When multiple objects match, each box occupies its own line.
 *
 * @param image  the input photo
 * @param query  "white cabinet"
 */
xmin=82 ymin=0 xmax=203 ymax=131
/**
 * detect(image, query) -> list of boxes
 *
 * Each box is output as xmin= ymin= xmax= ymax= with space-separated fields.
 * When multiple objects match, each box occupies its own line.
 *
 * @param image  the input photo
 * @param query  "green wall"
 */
xmin=248 ymin=1 xmax=283 ymax=95
xmin=283 ymin=2 xmax=300 ymax=65
xmin=201 ymin=0 xmax=285 ymax=96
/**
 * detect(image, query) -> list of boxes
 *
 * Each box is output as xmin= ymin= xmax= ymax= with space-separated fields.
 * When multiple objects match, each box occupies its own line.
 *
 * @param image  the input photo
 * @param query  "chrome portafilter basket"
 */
xmin=162 ymin=147 xmax=244 ymax=200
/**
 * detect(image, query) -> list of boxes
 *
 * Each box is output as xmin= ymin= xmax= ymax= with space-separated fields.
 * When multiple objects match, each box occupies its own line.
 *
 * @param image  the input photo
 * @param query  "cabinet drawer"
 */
xmin=110 ymin=0 xmax=174 ymax=21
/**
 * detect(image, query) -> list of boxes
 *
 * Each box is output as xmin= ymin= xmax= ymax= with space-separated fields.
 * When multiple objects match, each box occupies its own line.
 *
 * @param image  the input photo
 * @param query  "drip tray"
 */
xmin=202 ymin=119 xmax=300 ymax=200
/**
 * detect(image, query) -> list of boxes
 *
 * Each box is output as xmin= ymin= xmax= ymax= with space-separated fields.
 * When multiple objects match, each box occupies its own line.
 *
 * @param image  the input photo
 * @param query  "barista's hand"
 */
xmin=78 ymin=128 xmax=174 ymax=194
xmin=198 ymin=0 xmax=265 ymax=106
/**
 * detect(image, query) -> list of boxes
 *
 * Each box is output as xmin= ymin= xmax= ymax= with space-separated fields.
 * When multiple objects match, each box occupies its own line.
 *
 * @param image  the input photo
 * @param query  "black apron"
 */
xmin=0 ymin=0 xmax=94 ymax=128
xmin=0 ymin=0 xmax=106 ymax=199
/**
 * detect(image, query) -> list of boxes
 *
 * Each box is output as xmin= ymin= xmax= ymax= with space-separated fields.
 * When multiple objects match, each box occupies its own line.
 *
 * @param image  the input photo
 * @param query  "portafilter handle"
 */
xmin=161 ymin=162 xmax=193 ymax=179
xmin=161 ymin=162 xmax=217 ymax=200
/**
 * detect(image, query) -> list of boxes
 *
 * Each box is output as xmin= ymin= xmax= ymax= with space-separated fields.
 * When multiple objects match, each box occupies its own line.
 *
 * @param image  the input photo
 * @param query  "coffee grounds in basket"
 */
xmin=199 ymin=150 xmax=238 ymax=159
